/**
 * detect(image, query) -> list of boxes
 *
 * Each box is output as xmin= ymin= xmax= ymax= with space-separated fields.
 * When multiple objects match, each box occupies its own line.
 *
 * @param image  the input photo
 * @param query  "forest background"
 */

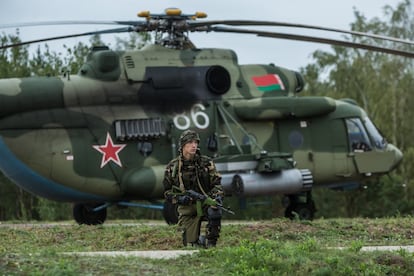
xmin=0 ymin=0 xmax=413 ymax=221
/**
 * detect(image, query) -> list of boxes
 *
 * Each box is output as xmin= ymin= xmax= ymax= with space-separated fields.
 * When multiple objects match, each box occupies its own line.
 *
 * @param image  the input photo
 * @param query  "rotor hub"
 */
xmin=136 ymin=8 xmax=207 ymax=49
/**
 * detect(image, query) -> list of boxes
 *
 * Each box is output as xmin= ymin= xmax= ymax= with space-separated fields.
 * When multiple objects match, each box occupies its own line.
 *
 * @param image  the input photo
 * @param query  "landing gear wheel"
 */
xmin=284 ymin=192 xmax=316 ymax=220
xmin=163 ymin=201 xmax=178 ymax=225
xmin=73 ymin=203 xmax=107 ymax=225
xmin=285 ymin=203 xmax=315 ymax=220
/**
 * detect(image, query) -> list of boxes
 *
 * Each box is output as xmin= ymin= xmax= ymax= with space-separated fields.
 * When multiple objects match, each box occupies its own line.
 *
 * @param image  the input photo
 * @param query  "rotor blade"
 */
xmin=190 ymin=20 xmax=414 ymax=46
xmin=0 ymin=27 xmax=133 ymax=49
xmin=210 ymin=26 xmax=414 ymax=58
xmin=4 ymin=18 xmax=413 ymax=47
xmin=0 ymin=20 xmax=144 ymax=29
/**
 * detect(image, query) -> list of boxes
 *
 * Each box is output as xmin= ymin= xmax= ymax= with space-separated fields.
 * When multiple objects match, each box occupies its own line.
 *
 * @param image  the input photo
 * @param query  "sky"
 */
xmin=0 ymin=0 xmax=398 ymax=71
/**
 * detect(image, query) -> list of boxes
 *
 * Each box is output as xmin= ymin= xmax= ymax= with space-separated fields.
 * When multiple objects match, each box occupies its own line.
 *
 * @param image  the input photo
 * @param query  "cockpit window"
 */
xmin=346 ymin=118 xmax=372 ymax=152
xmin=363 ymin=117 xmax=387 ymax=149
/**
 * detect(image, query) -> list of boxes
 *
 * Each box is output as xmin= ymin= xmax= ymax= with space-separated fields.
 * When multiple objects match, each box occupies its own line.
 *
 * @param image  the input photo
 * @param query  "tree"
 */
xmin=0 ymin=31 xmax=31 ymax=78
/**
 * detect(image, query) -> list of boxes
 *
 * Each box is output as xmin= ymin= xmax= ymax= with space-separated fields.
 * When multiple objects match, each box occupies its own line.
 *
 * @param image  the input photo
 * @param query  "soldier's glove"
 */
xmin=177 ymin=195 xmax=192 ymax=205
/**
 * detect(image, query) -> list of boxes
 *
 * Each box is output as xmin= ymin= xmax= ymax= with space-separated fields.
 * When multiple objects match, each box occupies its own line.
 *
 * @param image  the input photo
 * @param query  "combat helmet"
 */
xmin=179 ymin=130 xmax=200 ymax=151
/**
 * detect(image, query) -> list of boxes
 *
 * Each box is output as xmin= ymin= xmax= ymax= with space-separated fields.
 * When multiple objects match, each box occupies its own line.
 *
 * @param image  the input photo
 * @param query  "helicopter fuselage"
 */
xmin=0 ymin=45 xmax=403 ymax=208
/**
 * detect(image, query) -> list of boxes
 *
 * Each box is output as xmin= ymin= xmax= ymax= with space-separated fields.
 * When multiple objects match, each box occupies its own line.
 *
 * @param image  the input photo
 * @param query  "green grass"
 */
xmin=1 ymin=217 xmax=414 ymax=275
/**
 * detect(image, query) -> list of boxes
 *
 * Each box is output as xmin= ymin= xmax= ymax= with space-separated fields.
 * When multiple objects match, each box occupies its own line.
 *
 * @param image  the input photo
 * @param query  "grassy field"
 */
xmin=1 ymin=217 xmax=414 ymax=275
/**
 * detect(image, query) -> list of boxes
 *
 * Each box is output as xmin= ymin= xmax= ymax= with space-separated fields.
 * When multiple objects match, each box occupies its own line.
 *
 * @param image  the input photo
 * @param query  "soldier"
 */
xmin=163 ymin=130 xmax=223 ymax=247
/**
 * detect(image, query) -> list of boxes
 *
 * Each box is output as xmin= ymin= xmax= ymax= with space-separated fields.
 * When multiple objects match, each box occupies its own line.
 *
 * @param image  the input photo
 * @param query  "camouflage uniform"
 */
xmin=163 ymin=130 xmax=223 ymax=247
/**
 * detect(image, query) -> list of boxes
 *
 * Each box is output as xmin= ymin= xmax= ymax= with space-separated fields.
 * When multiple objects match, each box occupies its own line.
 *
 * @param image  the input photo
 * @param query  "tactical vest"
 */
xmin=172 ymin=155 xmax=212 ymax=194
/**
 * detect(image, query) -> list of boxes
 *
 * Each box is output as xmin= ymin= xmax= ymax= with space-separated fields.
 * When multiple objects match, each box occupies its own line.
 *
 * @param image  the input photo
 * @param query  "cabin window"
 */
xmin=346 ymin=118 xmax=372 ymax=152
xmin=363 ymin=117 xmax=387 ymax=150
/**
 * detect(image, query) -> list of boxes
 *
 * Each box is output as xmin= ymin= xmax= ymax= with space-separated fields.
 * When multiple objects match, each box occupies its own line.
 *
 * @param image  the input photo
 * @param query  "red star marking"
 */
xmin=92 ymin=133 xmax=126 ymax=168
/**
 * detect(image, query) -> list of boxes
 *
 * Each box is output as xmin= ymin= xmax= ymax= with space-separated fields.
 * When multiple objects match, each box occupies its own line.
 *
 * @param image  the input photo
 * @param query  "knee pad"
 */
xmin=207 ymin=207 xmax=222 ymax=230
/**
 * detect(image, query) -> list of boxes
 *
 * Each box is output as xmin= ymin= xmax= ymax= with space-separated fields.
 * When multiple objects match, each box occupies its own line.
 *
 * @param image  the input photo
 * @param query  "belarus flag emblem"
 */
xmin=252 ymin=74 xmax=285 ymax=92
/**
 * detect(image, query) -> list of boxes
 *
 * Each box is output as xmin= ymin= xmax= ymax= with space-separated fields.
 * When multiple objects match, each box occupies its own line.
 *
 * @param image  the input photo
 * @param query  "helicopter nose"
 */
xmin=388 ymin=143 xmax=403 ymax=170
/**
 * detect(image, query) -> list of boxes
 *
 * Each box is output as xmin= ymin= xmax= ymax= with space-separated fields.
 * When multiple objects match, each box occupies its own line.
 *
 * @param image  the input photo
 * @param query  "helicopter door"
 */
xmin=308 ymin=119 xmax=350 ymax=181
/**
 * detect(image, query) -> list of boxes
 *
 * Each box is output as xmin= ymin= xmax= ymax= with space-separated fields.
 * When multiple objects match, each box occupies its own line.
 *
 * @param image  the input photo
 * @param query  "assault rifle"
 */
xmin=186 ymin=190 xmax=235 ymax=215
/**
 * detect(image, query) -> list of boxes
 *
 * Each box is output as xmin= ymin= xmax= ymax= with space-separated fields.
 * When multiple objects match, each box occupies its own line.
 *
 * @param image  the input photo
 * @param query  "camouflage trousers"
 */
xmin=177 ymin=204 xmax=221 ymax=246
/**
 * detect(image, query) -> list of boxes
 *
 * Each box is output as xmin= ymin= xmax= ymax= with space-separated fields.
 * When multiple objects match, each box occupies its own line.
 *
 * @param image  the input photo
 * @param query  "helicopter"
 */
xmin=0 ymin=8 xmax=407 ymax=224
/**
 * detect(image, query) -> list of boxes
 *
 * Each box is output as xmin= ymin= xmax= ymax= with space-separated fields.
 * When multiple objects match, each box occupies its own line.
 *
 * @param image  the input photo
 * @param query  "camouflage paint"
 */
xmin=0 ymin=45 xmax=403 ymax=204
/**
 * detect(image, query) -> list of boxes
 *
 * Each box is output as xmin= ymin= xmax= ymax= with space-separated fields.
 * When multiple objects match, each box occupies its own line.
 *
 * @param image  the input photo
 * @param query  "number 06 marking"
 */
xmin=173 ymin=104 xmax=210 ymax=130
